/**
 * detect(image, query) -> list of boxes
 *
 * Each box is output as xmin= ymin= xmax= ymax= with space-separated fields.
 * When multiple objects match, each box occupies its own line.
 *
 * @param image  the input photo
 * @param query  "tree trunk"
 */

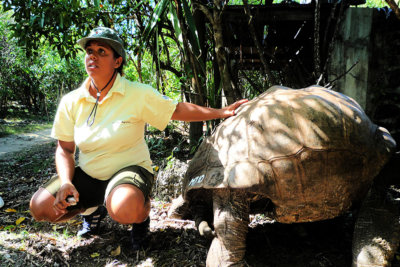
xmin=212 ymin=9 xmax=240 ymax=105
xmin=189 ymin=77 xmax=204 ymax=145
xmin=176 ymin=0 xmax=207 ymax=144
xmin=385 ymin=0 xmax=400 ymax=20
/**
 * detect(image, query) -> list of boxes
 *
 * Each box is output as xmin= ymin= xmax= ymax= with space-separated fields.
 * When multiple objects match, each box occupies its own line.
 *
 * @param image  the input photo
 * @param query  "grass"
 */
xmin=0 ymin=122 xmax=52 ymax=137
xmin=0 ymin=109 xmax=53 ymax=137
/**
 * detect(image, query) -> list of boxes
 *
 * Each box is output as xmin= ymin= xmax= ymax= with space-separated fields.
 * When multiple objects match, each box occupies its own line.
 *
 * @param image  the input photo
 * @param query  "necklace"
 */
xmin=86 ymin=69 xmax=117 ymax=126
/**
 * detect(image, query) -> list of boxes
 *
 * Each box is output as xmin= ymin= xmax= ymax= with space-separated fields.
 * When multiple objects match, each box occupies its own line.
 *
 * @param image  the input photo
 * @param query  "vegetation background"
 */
xmin=0 ymin=0 xmax=393 ymax=138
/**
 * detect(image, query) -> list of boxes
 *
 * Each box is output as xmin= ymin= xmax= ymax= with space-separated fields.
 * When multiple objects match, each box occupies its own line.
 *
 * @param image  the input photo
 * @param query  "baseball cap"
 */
xmin=77 ymin=27 xmax=126 ymax=63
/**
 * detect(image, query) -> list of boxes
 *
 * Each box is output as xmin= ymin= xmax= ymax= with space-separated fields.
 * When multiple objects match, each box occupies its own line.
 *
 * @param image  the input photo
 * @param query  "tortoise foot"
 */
xmin=206 ymin=237 xmax=246 ymax=267
xmin=168 ymin=195 xmax=187 ymax=219
xmin=354 ymin=241 xmax=392 ymax=267
xmin=352 ymin=181 xmax=400 ymax=267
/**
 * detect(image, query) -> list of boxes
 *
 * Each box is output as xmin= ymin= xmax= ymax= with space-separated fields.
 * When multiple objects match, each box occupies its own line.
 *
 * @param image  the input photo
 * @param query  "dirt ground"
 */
xmin=0 ymin=128 xmax=52 ymax=159
xmin=0 ymin=132 xmax=399 ymax=267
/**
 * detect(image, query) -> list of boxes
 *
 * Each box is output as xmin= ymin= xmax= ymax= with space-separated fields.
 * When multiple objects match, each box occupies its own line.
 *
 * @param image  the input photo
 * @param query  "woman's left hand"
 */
xmin=220 ymin=99 xmax=249 ymax=118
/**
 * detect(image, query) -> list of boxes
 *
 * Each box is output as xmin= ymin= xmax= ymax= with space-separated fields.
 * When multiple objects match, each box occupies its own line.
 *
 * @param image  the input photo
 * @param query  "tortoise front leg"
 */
xmin=207 ymin=189 xmax=249 ymax=267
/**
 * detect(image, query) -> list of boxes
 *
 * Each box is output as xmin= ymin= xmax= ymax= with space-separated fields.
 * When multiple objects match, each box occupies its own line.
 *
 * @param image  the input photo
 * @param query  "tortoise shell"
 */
xmin=182 ymin=86 xmax=396 ymax=223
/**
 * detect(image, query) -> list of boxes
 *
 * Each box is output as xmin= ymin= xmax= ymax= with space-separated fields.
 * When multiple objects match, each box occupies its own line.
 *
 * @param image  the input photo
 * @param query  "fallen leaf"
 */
xmin=91 ymin=252 xmax=100 ymax=258
xmin=5 ymin=208 xmax=17 ymax=213
xmin=16 ymin=217 xmax=25 ymax=225
xmin=110 ymin=245 xmax=121 ymax=256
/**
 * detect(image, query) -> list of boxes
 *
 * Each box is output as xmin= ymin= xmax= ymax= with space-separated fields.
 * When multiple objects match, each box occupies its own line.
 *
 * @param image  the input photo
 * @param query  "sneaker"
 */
xmin=131 ymin=217 xmax=150 ymax=251
xmin=77 ymin=206 xmax=107 ymax=237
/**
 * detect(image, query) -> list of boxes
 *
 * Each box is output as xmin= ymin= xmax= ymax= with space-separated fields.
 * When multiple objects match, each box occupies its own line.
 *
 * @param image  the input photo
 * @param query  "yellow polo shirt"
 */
xmin=51 ymin=74 xmax=177 ymax=180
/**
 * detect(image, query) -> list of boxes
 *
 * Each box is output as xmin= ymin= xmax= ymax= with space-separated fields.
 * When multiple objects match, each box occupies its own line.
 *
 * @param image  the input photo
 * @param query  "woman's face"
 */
xmin=84 ymin=40 xmax=122 ymax=80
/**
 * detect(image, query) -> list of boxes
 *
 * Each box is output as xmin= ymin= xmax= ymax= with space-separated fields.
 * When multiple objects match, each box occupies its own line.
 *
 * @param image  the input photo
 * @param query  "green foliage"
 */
xmin=2 ymin=0 xmax=185 ymax=100
xmin=147 ymin=136 xmax=167 ymax=157
xmin=3 ymin=0 xmax=96 ymax=60
xmin=124 ymin=49 xmax=181 ymax=101
xmin=0 ymin=4 xmax=86 ymax=119
xmin=2 ymin=0 xmax=220 ymax=112
xmin=361 ymin=0 xmax=389 ymax=8
xmin=2 ymin=0 xmax=160 ymax=65
xmin=165 ymin=153 xmax=176 ymax=170
xmin=232 ymin=0 xmax=390 ymax=8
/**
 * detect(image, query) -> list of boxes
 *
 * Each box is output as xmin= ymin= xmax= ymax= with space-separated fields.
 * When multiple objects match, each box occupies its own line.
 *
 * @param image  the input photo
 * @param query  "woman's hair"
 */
xmin=112 ymin=50 xmax=124 ymax=76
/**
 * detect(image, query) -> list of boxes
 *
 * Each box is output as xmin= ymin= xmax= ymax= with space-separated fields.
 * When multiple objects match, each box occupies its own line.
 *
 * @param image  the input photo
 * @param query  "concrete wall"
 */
xmin=328 ymin=7 xmax=400 ymax=144
xmin=328 ymin=8 xmax=373 ymax=109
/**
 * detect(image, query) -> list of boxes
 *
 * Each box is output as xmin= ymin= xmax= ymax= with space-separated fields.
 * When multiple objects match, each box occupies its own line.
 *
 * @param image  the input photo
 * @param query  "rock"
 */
xmin=153 ymin=159 xmax=188 ymax=201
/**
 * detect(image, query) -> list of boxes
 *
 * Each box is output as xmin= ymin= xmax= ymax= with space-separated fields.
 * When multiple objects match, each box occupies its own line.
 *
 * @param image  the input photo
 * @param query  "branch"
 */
xmin=128 ymin=53 xmax=143 ymax=82
xmin=181 ymin=90 xmax=201 ymax=95
xmin=318 ymin=0 xmax=347 ymax=85
xmin=239 ymin=70 xmax=264 ymax=94
xmin=193 ymin=2 xmax=214 ymax=24
xmin=327 ymin=60 xmax=359 ymax=85
xmin=385 ymin=0 xmax=400 ymax=20
xmin=159 ymin=61 xmax=182 ymax=78
xmin=161 ymin=34 xmax=171 ymax=66
xmin=242 ymin=0 xmax=276 ymax=84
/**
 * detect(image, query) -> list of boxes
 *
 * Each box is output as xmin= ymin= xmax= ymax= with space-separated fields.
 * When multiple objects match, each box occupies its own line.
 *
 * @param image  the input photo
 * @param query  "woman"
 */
xmin=29 ymin=27 xmax=247 ymax=250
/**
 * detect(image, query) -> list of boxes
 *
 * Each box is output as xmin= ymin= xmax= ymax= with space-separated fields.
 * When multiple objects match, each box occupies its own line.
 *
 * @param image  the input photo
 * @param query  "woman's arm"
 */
xmin=55 ymin=140 xmax=76 ymax=185
xmin=53 ymin=140 xmax=79 ymax=213
xmin=171 ymin=99 xmax=248 ymax=122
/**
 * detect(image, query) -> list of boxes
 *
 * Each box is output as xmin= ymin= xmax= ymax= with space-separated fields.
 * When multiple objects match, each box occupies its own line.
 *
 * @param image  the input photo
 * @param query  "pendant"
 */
xmin=97 ymin=92 xmax=101 ymax=97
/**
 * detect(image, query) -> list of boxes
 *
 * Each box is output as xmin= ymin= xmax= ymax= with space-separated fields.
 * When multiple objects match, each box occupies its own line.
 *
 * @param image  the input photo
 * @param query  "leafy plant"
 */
xmin=165 ymin=153 xmax=176 ymax=170
xmin=147 ymin=136 xmax=167 ymax=157
xmin=0 ymin=5 xmax=86 ymax=119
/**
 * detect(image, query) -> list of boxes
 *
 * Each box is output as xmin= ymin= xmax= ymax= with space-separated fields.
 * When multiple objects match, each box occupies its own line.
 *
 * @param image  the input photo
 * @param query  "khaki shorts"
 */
xmin=44 ymin=165 xmax=154 ymax=210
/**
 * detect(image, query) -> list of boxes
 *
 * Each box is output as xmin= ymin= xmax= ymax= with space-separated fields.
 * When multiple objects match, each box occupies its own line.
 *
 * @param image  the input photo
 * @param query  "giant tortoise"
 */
xmin=169 ymin=85 xmax=398 ymax=267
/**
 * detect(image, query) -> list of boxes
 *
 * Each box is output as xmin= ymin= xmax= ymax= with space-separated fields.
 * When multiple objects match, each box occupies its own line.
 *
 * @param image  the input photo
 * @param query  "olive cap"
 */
xmin=77 ymin=27 xmax=126 ymax=63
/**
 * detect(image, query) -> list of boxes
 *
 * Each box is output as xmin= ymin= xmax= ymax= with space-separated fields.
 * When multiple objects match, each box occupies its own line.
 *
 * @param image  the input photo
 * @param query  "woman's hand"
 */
xmin=220 ymin=99 xmax=249 ymax=118
xmin=53 ymin=183 xmax=79 ymax=215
